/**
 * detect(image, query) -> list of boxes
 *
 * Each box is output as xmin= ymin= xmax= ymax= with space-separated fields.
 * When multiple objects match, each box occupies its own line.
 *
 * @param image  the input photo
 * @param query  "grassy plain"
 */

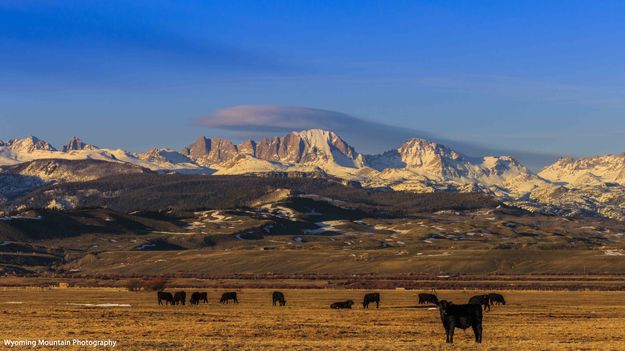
xmin=1 ymin=287 xmax=625 ymax=350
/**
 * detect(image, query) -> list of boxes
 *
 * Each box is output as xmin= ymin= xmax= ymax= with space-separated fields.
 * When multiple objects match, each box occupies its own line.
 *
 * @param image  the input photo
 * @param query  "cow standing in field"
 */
xmin=488 ymin=293 xmax=506 ymax=306
xmin=362 ymin=293 xmax=380 ymax=309
xmin=173 ymin=291 xmax=186 ymax=305
xmin=220 ymin=292 xmax=238 ymax=304
xmin=330 ymin=300 xmax=354 ymax=309
xmin=418 ymin=293 xmax=438 ymax=305
xmin=190 ymin=292 xmax=208 ymax=305
xmin=157 ymin=291 xmax=174 ymax=305
xmin=437 ymin=300 xmax=483 ymax=344
xmin=272 ymin=291 xmax=286 ymax=306
xmin=468 ymin=294 xmax=491 ymax=312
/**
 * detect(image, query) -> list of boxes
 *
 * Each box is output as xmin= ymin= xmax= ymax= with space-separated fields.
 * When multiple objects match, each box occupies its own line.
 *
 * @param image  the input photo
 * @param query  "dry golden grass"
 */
xmin=1 ymin=288 xmax=625 ymax=350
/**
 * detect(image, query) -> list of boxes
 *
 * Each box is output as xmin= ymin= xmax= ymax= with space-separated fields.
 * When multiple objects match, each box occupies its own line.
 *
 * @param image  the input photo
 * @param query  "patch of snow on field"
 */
xmin=194 ymin=210 xmax=232 ymax=223
xmin=304 ymin=220 xmax=346 ymax=234
xmin=603 ymin=249 xmax=625 ymax=256
xmin=4 ymin=302 xmax=24 ymax=304
xmin=261 ymin=205 xmax=298 ymax=221
xmin=65 ymin=303 xmax=132 ymax=307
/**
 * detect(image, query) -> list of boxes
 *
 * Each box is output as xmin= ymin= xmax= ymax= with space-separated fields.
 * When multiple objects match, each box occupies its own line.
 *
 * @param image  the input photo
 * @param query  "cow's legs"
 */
xmin=376 ymin=301 xmax=379 ymax=308
xmin=473 ymin=324 xmax=482 ymax=343
xmin=445 ymin=323 xmax=455 ymax=343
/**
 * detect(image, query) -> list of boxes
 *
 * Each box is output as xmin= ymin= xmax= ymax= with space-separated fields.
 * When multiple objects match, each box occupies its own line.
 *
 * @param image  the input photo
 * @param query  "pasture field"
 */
xmin=1 ymin=288 xmax=625 ymax=350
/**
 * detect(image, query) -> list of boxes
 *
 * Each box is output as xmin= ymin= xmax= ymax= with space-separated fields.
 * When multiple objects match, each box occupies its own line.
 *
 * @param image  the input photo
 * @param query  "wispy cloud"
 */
xmin=198 ymin=105 xmax=558 ymax=170
xmin=197 ymin=105 xmax=430 ymax=154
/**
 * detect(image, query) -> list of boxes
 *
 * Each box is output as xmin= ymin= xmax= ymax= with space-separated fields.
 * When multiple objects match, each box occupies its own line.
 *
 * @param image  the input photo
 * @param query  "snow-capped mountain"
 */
xmin=182 ymin=129 xmax=367 ymax=178
xmin=0 ymin=136 xmax=210 ymax=174
xmin=538 ymin=154 xmax=625 ymax=186
xmin=8 ymin=136 xmax=56 ymax=153
xmin=183 ymin=130 xmax=364 ymax=168
xmin=0 ymin=130 xmax=623 ymax=220
xmin=362 ymin=138 xmax=544 ymax=198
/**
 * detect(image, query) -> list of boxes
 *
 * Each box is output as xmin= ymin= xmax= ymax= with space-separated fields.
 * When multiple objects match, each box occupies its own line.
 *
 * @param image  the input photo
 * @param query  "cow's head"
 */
xmin=347 ymin=300 xmax=354 ymax=307
xmin=437 ymin=300 xmax=452 ymax=317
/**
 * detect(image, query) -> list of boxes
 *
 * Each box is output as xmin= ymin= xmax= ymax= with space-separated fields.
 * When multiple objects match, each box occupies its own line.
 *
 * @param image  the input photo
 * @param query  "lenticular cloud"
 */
xmin=198 ymin=105 xmax=366 ymax=132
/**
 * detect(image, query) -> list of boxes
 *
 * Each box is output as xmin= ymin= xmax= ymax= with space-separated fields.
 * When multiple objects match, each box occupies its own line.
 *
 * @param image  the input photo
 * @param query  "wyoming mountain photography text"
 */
xmin=1 ymin=1 xmax=625 ymax=350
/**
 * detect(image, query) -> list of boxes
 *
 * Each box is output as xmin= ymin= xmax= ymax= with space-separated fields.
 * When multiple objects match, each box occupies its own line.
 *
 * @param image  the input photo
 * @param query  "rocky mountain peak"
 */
xmin=63 ymin=137 xmax=99 ymax=152
xmin=8 ymin=136 xmax=56 ymax=153
xmin=251 ymin=129 xmax=363 ymax=167
xmin=181 ymin=136 xmax=238 ymax=166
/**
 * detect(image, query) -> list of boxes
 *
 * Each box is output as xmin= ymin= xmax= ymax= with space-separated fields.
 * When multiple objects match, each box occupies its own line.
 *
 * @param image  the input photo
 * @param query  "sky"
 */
xmin=1 ymin=0 xmax=624 ymax=167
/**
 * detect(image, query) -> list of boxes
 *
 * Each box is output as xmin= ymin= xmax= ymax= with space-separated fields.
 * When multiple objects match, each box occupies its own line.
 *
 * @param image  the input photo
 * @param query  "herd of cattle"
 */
xmin=156 ymin=290 xmax=505 ymax=344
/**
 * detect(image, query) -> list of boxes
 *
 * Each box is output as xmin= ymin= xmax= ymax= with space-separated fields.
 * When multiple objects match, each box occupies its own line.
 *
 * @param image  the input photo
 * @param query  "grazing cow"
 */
xmin=157 ymin=291 xmax=174 ymax=305
xmin=272 ymin=291 xmax=286 ymax=306
xmin=362 ymin=293 xmax=380 ymax=309
xmin=220 ymin=292 xmax=238 ymax=304
xmin=468 ymin=294 xmax=491 ymax=312
xmin=488 ymin=293 xmax=506 ymax=306
xmin=330 ymin=300 xmax=354 ymax=309
xmin=418 ymin=293 xmax=439 ymax=305
xmin=173 ymin=291 xmax=186 ymax=305
xmin=437 ymin=300 xmax=483 ymax=344
xmin=190 ymin=292 xmax=208 ymax=305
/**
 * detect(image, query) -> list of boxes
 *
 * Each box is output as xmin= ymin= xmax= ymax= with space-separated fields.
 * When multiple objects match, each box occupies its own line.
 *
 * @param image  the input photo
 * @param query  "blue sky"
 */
xmin=0 ymin=1 xmax=624 ymax=164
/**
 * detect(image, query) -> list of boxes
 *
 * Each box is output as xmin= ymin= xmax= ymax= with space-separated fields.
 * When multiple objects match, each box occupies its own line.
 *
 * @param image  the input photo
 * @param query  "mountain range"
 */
xmin=1 ymin=130 xmax=624 ymax=220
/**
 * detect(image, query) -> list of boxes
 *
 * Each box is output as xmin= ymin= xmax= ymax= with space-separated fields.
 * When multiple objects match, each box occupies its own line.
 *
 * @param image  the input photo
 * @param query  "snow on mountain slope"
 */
xmin=2 ymin=158 xmax=150 ymax=182
xmin=365 ymin=138 xmax=545 ymax=198
xmin=183 ymin=129 xmax=364 ymax=167
xmin=8 ymin=136 xmax=56 ymax=153
xmin=1 ymin=131 xmax=624 ymax=220
xmin=212 ymin=154 xmax=288 ymax=174
xmin=0 ymin=136 xmax=210 ymax=173
xmin=539 ymin=154 xmax=625 ymax=186
xmin=183 ymin=129 xmax=367 ymax=179
xmin=137 ymin=148 xmax=214 ymax=174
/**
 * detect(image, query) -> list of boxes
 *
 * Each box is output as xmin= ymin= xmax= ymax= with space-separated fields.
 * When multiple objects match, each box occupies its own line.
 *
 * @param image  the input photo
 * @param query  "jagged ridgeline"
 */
xmin=1 ymin=130 xmax=624 ymax=220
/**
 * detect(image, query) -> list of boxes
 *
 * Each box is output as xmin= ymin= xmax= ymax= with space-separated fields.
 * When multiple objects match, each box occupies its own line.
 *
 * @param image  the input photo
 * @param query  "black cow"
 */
xmin=173 ymin=291 xmax=186 ymax=305
xmin=220 ymin=292 xmax=238 ymax=304
xmin=157 ymin=291 xmax=174 ymax=305
xmin=468 ymin=294 xmax=491 ymax=312
xmin=362 ymin=293 xmax=380 ymax=309
xmin=488 ymin=293 xmax=506 ymax=306
xmin=330 ymin=300 xmax=354 ymax=309
xmin=272 ymin=291 xmax=286 ymax=306
xmin=437 ymin=300 xmax=483 ymax=344
xmin=190 ymin=292 xmax=208 ymax=305
xmin=418 ymin=293 xmax=439 ymax=305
